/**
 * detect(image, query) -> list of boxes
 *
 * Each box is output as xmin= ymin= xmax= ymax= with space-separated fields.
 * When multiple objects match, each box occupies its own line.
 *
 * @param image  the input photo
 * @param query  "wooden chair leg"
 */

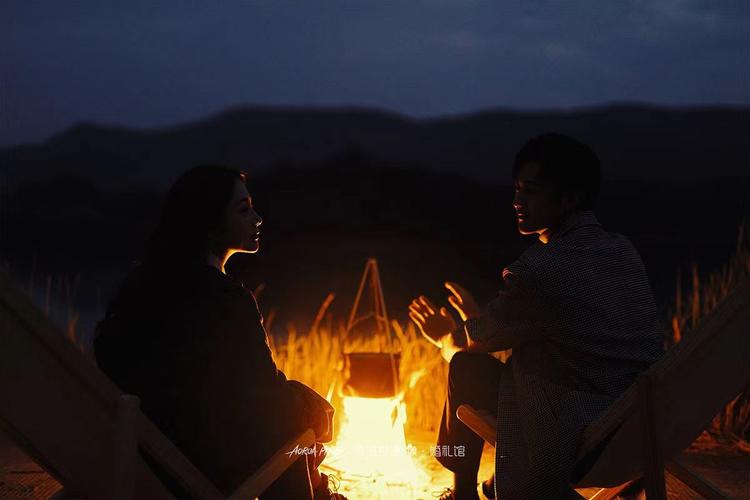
xmin=228 ymin=428 xmax=316 ymax=500
xmin=665 ymin=459 xmax=728 ymax=499
xmin=637 ymin=375 xmax=666 ymax=500
xmin=587 ymin=478 xmax=639 ymax=500
xmin=112 ymin=395 xmax=140 ymax=500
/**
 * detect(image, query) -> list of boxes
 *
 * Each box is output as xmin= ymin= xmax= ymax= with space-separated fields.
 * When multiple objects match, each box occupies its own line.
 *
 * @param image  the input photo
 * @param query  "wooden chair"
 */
xmin=0 ymin=270 xmax=316 ymax=500
xmin=457 ymin=281 xmax=750 ymax=500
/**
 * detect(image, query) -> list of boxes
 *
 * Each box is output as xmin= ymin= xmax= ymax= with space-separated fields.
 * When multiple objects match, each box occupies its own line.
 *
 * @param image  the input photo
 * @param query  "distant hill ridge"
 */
xmin=1 ymin=103 xmax=748 ymax=188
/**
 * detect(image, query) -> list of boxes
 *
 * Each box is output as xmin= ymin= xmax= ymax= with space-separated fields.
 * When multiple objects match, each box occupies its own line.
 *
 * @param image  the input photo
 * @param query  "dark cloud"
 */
xmin=2 ymin=0 xmax=748 ymax=146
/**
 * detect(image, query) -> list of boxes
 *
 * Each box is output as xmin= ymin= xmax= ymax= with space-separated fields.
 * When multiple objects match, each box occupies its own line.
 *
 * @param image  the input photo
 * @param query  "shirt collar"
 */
xmin=549 ymin=210 xmax=601 ymax=242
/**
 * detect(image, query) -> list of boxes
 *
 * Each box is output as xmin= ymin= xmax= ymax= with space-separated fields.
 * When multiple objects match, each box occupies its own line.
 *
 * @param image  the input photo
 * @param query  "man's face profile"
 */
xmin=513 ymin=162 xmax=571 ymax=242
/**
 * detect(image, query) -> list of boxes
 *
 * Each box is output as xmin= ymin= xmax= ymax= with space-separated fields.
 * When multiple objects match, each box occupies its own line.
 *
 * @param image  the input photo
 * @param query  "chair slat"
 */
xmin=229 ymin=428 xmax=316 ymax=500
xmin=456 ymin=405 xmax=495 ymax=445
xmin=577 ymin=283 xmax=750 ymax=487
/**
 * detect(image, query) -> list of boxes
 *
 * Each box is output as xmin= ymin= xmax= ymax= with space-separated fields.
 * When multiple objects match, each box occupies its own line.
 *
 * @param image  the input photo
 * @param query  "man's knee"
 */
xmin=449 ymin=350 xmax=473 ymax=374
xmin=448 ymin=351 xmax=487 ymax=386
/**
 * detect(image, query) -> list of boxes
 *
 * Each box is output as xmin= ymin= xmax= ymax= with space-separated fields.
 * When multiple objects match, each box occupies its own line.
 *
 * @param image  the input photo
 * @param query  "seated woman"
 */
xmin=94 ymin=165 xmax=345 ymax=499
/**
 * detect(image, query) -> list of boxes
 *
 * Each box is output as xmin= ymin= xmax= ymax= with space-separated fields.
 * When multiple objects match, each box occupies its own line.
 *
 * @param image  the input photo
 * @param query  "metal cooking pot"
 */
xmin=342 ymin=351 xmax=401 ymax=398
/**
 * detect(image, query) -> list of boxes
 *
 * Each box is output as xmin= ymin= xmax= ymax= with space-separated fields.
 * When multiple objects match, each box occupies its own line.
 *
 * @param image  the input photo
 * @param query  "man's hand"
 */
xmin=445 ymin=281 xmax=481 ymax=321
xmin=408 ymin=295 xmax=457 ymax=348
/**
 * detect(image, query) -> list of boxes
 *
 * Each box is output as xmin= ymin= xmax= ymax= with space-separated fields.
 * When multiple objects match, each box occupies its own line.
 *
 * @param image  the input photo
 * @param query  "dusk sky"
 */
xmin=2 ymin=0 xmax=748 ymax=146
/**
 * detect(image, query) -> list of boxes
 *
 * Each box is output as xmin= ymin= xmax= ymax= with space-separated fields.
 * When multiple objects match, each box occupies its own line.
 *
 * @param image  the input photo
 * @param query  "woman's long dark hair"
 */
xmin=96 ymin=165 xmax=247 ymax=335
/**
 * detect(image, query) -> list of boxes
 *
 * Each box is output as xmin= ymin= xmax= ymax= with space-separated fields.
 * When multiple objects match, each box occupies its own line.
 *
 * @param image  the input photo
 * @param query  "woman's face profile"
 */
xmin=212 ymin=179 xmax=263 ymax=255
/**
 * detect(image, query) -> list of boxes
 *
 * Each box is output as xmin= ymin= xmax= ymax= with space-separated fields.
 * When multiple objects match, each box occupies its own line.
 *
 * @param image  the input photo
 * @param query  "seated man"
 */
xmin=410 ymin=133 xmax=664 ymax=499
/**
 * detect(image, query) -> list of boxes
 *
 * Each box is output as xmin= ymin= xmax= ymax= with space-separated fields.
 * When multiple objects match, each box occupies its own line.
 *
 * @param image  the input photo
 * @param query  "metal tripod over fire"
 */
xmin=341 ymin=258 xmax=400 ymax=398
xmin=323 ymin=259 xmax=425 ymax=488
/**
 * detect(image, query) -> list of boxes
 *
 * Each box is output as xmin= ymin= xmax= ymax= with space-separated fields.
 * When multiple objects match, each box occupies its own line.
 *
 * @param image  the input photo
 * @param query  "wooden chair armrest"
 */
xmin=228 ymin=428 xmax=316 ymax=500
xmin=456 ymin=404 xmax=496 ymax=446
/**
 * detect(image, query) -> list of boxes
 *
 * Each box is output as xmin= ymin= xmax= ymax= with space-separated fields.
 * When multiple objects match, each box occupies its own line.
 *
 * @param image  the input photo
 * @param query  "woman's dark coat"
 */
xmin=95 ymin=263 xmax=321 ymax=494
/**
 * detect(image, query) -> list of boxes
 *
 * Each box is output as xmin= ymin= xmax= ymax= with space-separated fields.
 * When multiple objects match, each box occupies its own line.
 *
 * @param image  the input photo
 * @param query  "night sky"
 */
xmin=2 ymin=1 xmax=748 ymax=146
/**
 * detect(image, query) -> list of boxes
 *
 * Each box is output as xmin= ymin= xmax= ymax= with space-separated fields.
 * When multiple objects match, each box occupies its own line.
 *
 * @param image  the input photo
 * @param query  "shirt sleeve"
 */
xmin=464 ymin=262 xmax=548 ymax=352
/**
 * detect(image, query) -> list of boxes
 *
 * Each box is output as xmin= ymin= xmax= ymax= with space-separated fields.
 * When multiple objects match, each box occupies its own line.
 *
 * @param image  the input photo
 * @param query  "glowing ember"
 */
xmin=324 ymin=395 xmax=424 ymax=483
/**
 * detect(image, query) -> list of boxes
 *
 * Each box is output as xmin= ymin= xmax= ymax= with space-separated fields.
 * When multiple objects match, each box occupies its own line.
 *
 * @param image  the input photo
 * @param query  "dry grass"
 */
xmin=266 ymin=297 xmax=450 ymax=435
xmin=669 ymin=222 xmax=750 ymax=450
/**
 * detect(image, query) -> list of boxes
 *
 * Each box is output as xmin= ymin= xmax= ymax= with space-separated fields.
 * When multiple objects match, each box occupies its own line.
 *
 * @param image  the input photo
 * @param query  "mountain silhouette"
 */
xmin=1 ymin=103 xmax=748 ymax=189
xmin=1 ymin=103 xmax=748 ymax=333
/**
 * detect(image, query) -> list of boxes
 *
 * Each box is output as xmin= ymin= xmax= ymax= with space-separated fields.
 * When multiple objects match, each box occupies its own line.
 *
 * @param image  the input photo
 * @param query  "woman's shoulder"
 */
xmin=138 ymin=262 xmax=241 ymax=295
xmin=174 ymin=268 xmax=266 ymax=347
xmin=182 ymin=265 xmax=262 ymax=319
xmin=103 ymin=262 xmax=261 ymax=331
xmin=194 ymin=265 xmax=256 ymax=303
xmin=102 ymin=263 xmax=249 ymax=320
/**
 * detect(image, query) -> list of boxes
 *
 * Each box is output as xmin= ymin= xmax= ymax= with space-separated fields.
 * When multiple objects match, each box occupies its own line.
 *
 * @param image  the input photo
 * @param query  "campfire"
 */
xmin=321 ymin=259 xmax=426 ymax=488
xmin=327 ymin=392 xmax=417 ymax=481
xmin=268 ymin=258 xmax=461 ymax=496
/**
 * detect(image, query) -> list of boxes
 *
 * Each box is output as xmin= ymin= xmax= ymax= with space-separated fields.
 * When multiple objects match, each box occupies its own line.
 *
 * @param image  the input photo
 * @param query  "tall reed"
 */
xmin=669 ymin=221 xmax=750 ymax=449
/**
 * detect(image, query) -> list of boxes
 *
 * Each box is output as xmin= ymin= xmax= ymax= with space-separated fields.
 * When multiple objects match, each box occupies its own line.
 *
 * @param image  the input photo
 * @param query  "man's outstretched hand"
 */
xmin=408 ymin=295 xmax=457 ymax=348
xmin=445 ymin=281 xmax=481 ymax=321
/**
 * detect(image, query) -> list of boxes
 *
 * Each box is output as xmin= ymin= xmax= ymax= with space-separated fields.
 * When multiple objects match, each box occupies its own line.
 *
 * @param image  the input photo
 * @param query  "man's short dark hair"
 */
xmin=512 ymin=133 xmax=602 ymax=210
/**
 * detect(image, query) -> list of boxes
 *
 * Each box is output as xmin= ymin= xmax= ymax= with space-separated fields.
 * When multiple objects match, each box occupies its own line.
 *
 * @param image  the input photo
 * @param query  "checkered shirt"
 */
xmin=465 ymin=210 xmax=664 ymax=499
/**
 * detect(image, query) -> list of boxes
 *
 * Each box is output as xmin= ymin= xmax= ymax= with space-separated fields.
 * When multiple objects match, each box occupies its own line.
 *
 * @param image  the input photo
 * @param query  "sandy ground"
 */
xmin=317 ymin=428 xmax=499 ymax=499
xmin=1 ymin=428 xmax=748 ymax=499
